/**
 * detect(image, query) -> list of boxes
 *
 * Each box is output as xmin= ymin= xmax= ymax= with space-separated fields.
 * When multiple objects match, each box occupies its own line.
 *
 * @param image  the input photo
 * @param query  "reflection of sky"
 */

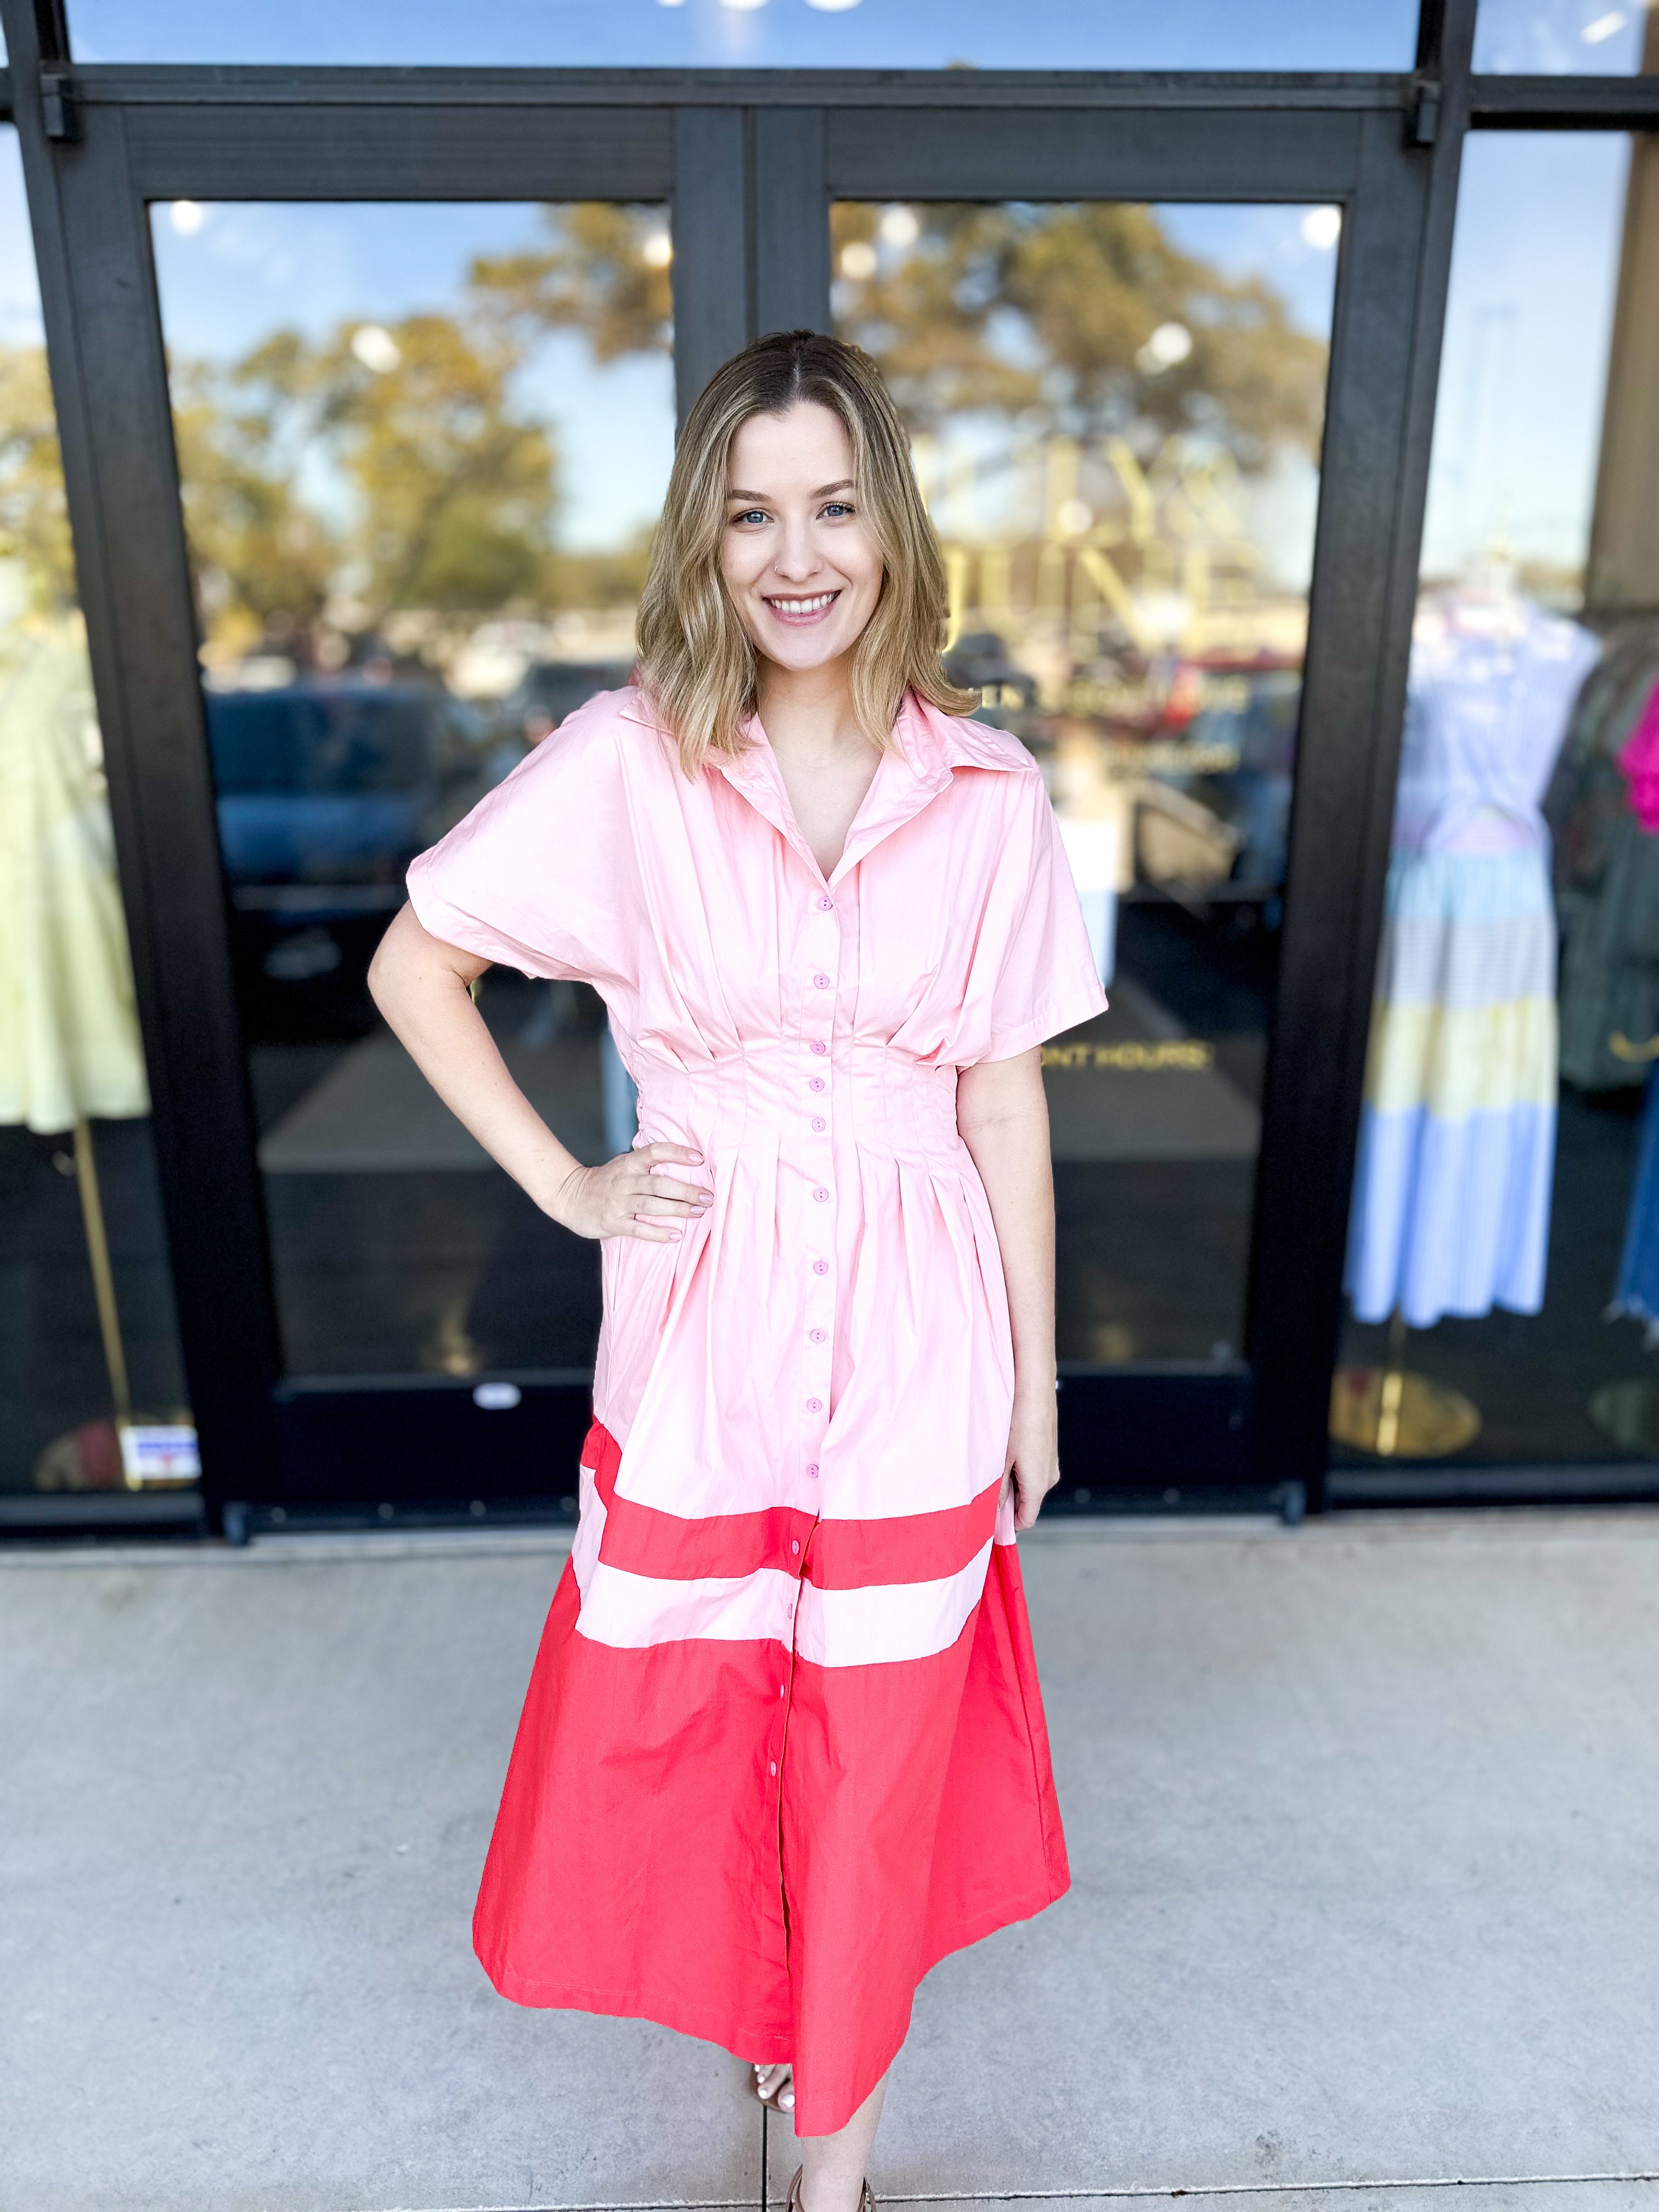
xmin=1474 ymin=0 xmax=1654 ymax=72
xmin=0 ymin=122 xmax=1638 ymax=584
xmin=879 ymin=204 xmax=1338 ymax=592
xmin=1158 ymin=204 xmax=1340 ymax=342
xmin=1420 ymin=133 xmax=1628 ymax=584
xmin=67 ymin=0 xmax=1416 ymax=70
xmin=142 ymin=201 xmax=679 ymax=555
xmin=20 ymin=0 xmax=1659 ymax=76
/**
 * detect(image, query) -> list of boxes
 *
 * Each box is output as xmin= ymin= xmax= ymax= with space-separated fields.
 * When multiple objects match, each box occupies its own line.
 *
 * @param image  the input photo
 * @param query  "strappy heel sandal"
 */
xmin=786 ymin=2168 xmax=876 ymax=2212
xmin=753 ymin=2060 xmax=795 ymax=2114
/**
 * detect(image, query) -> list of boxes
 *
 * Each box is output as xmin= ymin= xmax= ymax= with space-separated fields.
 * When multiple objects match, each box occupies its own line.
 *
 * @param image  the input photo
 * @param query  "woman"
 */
xmin=369 ymin=330 xmax=1107 ymax=2209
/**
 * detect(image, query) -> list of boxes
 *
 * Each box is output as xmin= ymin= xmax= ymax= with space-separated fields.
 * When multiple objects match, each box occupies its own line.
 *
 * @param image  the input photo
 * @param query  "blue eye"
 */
xmin=821 ymin=501 xmax=854 ymax=519
xmin=733 ymin=508 xmax=769 ymax=526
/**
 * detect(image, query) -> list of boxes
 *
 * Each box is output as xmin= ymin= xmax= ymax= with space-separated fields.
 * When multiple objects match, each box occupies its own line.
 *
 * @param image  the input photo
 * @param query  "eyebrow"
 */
xmin=726 ymin=479 xmax=856 ymax=501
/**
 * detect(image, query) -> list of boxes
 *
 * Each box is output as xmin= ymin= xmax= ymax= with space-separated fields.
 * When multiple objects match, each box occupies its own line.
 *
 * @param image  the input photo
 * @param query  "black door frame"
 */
xmin=4 ymin=1 xmax=1654 ymax=1527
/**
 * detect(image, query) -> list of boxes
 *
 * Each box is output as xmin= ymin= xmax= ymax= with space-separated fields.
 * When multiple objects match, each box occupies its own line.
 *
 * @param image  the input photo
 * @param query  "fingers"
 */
xmin=627 ymin=1146 xmax=712 ymax=1218
xmin=592 ymin=1144 xmax=712 ymax=1242
xmin=629 ymin=1186 xmax=711 ymax=1232
xmin=635 ymin=1177 xmax=710 ymax=1209
xmin=1010 ymin=1464 xmax=1060 ymax=1531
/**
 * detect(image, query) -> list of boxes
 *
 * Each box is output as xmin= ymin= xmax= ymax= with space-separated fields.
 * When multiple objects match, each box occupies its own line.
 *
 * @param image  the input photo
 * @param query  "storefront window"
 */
xmin=1332 ymin=130 xmax=1659 ymax=1468
xmin=151 ymin=199 xmax=675 ymax=1383
xmin=834 ymin=199 xmax=1338 ymax=1367
xmin=0 ymin=132 xmax=193 ymax=1501
xmin=68 ymin=0 xmax=1419 ymax=71
xmin=1475 ymin=0 xmax=1656 ymax=73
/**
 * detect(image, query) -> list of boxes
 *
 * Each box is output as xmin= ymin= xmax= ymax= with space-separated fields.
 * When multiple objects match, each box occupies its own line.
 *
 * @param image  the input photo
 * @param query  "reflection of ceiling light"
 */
xmin=1138 ymin=321 xmax=1193 ymax=373
xmin=351 ymin=324 xmax=402 ymax=374
xmin=1301 ymin=205 xmax=1342 ymax=250
xmin=878 ymin=206 xmax=919 ymax=247
xmin=805 ymin=0 xmax=862 ymax=10
xmin=717 ymin=0 xmax=769 ymax=9
xmin=1581 ymin=10 xmax=1627 ymax=42
xmin=641 ymin=229 xmax=674 ymax=268
xmin=168 ymin=200 xmax=205 ymax=235
xmin=839 ymin=241 xmax=878 ymax=279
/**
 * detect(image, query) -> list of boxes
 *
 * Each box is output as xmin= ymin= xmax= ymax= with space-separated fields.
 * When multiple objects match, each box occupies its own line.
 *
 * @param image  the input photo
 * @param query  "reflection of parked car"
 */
xmin=1169 ymin=664 xmax=1302 ymax=893
xmin=207 ymin=681 xmax=521 ymax=1033
xmin=501 ymin=659 xmax=636 ymax=746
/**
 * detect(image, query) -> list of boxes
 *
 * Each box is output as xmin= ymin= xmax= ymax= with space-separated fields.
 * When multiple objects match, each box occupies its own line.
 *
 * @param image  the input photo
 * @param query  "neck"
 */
xmin=753 ymin=650 xmax=868 ymax=759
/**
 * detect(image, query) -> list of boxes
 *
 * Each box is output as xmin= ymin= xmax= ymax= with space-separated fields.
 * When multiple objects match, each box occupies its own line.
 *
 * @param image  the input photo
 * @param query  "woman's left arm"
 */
xmin=956 ymin=1046 xmax=1058 ymax=1531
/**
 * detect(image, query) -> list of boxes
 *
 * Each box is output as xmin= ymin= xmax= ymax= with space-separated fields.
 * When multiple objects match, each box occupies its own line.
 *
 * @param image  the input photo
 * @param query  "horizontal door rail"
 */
xmin=825 ymin=105 xmax=1368 ymax=199
xmin=122 ymin=103 xmax=674 ymax=200
xmin=118 ymin=100 xmax=1375 ymax=206
xmin=1470 ymin=75 xmax=1659 ymax=127
xmin=65 ymin=65 xmax=1423 ymax=112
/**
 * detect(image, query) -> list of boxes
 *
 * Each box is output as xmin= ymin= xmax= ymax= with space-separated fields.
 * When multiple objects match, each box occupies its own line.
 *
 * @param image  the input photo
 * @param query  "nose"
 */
xmin=770 ymin=512 xmax=823 ymax=584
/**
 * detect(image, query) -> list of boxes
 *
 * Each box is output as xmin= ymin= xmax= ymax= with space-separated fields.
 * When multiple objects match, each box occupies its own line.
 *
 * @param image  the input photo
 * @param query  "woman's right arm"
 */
xmin=367 ymin=902 xmax=709 ymax=1243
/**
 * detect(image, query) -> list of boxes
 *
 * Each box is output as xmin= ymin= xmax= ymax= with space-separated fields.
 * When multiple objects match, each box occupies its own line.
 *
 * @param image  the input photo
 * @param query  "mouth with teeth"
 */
xmin=763 ymin=589 xmax=842 ymax=627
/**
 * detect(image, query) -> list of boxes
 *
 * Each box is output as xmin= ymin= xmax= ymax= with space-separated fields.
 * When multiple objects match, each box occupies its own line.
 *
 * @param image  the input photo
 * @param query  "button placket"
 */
xmin=801 ymin=888 xmax=838 ymax=1491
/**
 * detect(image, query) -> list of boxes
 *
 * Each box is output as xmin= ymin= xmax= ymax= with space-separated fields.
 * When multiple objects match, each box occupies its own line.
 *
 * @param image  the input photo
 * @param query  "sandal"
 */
xmin=786 ymin=2170 xmax=875 ymax=2212
xmin=753 ymin=2060 xmax=795 ymax=2114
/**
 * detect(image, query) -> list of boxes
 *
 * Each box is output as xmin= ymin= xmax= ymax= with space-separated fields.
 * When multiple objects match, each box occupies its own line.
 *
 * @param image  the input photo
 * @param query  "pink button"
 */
xmin=810 ymin=1327 xmax=826 ymax=1342
xmin=810 ymin=1040 xmax=827 ymax=1056
xmin=813 ymin=974 xmax=830 ymax=988
xmin=805 ymin=1462 xmax=819 ymax=1478
xmin=818 ymin=895 xmax=833 ymax=911
xmin=809 ymin=1077 xmax=825 ymax=1092
xmin=806 ymin=1396 xmax=822 ymax=1412
xmin=791 ymin=1539 xmax=800 ymax=1555
xmin=769 ymin=1760 xmax=777 ymax=1776
xmin=779 ymin=1684 xmax=786 ymax=1696
xmin=811 ymin=1115 xmax=827 ymax=1132
xmin=814 ymin=1187 xmax=828 ymax=1202
xmin=812 ymin=1259 xmax=828 ymax=1275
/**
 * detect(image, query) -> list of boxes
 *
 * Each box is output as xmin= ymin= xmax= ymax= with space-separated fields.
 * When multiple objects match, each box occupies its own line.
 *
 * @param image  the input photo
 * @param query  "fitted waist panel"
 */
xmin=630 ymin=1045 xmax=966 ymax=1170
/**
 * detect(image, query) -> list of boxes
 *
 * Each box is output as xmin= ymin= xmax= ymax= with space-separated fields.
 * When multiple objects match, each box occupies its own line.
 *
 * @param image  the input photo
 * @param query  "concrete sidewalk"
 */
xmin=4 ymin=1511 xmax=1659 ymax=2212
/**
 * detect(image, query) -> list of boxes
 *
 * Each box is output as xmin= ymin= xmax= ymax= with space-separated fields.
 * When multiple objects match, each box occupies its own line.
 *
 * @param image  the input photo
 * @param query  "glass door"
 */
xmin=150 ymin=197 xmax=677 ymax=1509
xmin=831 ymin=196 xmax=1339 ymax=1497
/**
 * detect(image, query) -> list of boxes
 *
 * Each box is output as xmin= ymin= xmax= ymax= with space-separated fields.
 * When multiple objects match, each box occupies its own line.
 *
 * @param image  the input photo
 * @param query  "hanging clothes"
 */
xmin=1598 ymin=675 xmax=1659 ymax=1334
xmin=1611 ymin=1065 xmax=1659 ymax=1338
xmin=1547 ymin=626 xmax=1659 ymax=1091
xmin=1615 ymin=678 xmax=1659 ymax=832
xmin=1346 ymin=600 xmax=1600 ymax=1329
xmin=0 ymin=617 xmax=149 ymax=1135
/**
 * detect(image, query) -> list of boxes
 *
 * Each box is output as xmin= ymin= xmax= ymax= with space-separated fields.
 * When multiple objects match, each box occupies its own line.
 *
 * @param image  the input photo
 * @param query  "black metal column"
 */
xmin=1244 ymin=0 xmax=1479 ymax=1506
xmin=672 ymin=105 xmax=751 ymax=423
xmin=753 ymin=106 xmax=830 ymax=337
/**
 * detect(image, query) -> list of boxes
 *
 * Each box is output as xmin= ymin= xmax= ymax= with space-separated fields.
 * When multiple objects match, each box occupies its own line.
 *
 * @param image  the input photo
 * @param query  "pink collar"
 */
xmin=620 ymin=685 xmax=1025 ymax=888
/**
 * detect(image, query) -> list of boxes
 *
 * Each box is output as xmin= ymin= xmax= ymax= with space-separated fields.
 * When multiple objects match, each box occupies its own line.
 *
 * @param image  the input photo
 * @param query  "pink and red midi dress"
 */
xmin=406 ymin=684 xmax=1108 ymax=2134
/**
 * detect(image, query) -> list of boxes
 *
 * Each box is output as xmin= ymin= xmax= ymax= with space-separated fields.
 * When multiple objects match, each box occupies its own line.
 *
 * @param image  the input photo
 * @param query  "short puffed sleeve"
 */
xmin=405 ymin=692 xmax=638 ymax=995
xmin=962 ymin=766 xmax=1109 ymax=1065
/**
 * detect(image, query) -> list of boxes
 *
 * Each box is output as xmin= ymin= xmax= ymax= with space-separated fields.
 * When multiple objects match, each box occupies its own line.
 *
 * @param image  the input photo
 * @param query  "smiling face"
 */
xmin=719 ymin=402 xmax=885 ymax=678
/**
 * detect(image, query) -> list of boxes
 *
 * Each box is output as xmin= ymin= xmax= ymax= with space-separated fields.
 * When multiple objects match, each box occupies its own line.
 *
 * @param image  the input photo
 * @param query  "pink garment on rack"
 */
xmin=1617 ymin=680 xmax=1659 ymax=833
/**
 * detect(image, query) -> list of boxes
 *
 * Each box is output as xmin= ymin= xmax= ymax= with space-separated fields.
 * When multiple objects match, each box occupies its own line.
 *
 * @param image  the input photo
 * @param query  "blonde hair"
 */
xmin=636 ymin=329 xmax=975 ymax=777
